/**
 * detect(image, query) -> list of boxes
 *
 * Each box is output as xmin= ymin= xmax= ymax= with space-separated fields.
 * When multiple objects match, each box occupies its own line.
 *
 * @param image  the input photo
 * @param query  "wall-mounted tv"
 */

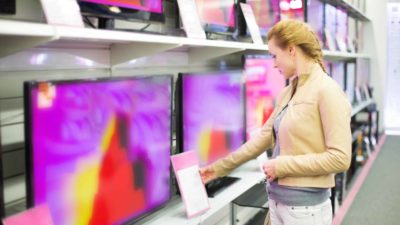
xmin=279 ymin=0 xmax=304 ymax=21
xmin=24 ymin=75 xmax=172 ymax=225
xmin=78 ymin=0 xmax=165 ymax=29
xmin=238 ymin=0 xmax=280 ymax=37
xmin=243 ymin=55 xmax=286 ymax=140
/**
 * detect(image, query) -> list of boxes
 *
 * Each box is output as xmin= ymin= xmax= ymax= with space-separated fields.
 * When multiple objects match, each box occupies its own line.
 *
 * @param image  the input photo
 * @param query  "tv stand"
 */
xmin=206 ymin=176 xmax=240 ymax=198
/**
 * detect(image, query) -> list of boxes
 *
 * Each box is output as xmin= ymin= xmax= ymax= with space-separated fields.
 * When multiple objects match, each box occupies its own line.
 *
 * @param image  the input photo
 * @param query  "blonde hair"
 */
xmin=267 ymin=19 xmax=327 ymax=74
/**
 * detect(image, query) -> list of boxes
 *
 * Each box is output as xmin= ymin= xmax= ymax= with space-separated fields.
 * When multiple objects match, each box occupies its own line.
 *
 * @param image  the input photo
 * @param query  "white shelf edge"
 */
xmin=351 ymin=99 xmax=374 ymax=117
xmin=323 ymin=50 xmax=370 ymax=59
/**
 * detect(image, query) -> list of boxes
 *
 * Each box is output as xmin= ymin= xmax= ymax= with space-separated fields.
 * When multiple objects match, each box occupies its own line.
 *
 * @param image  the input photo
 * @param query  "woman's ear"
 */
xmin=288 ymin=45 xmax=296 ymax=57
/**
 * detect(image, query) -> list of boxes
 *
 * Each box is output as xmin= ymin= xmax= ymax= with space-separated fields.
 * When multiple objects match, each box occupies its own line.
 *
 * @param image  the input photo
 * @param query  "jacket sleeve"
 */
xmin=275 ymin=81 xmax=352 ymax=177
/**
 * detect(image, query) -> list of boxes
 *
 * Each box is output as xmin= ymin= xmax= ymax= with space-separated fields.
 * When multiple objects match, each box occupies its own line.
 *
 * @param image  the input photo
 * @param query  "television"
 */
xmin=194 ymin=0 xmax=238 ymax=34
xmin=176 ymin=71 xmax=245 ymax=197
xmin=279 ymin=0 xmax=304 ymax=21
xmin=78 ymin=0 xmax=165 ymax=29
xmin=238 ymin=0 xmax=280 ymax=37
xmin=306 ymin=0 xmax=324 ymax=44
xmin=324 ymin=3 xmax=337 ymax=50
xmin=331 ymin=62 xmax=345 ymax=90
xmin=243 ymin=55 xmax=286 ymax=140
xmin=24 ymin=75 xmax=173 ymax=225
xmin=336 ymin=7 xmax=348 ymax=52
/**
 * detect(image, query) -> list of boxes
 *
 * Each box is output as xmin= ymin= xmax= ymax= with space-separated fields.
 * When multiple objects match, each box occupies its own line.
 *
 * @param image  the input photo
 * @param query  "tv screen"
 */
xmin=279 ymin=0 xmax=304 ymax=21
xmin=195 ymin=0 xmax=237 ymax=33
xmin=177 ymin=71 xmax=245 ymax=166
xmin=24 ymin=75 xmax=172 ymax=225
xmin=331 ymin=62 xmax=345 ymax=90
xmin=78 ymin=0 xmax=165 ymax=23
xmin=345 ymin=62 xmax=356 ymax=104
xmin=244 ymin=55 xmax=286 ymax=139
xmin=242 ymin=0 xmax=280 ymax=36
xmin=324 ymin=3 xmax=337 ymax=50
xmin=306 ymin=0 xmax=324 ymax=43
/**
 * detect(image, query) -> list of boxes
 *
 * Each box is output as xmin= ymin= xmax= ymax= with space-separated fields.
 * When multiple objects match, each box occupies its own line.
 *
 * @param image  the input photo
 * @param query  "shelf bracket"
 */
xmin=188 ymin=47 xmax=244 ymax=63
xmin=110 ymin=42 xmax=181 ymax=66
xmin=0 ymin=35 xmax=57 ymax=59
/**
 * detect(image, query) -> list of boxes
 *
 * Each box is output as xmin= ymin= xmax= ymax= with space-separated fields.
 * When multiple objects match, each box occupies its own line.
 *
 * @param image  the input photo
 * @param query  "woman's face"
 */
xmin=267 ymin=38 xmax=296 ymax=79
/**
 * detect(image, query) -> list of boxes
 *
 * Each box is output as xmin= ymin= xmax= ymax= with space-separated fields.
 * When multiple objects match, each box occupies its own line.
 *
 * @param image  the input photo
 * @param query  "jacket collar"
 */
xmin=291 ymin=63 xmax=322 ymax=87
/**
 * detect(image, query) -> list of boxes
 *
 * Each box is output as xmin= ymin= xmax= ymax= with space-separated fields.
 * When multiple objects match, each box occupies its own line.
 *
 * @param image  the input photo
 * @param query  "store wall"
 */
xmin=364 ymin=0 xmax=388 ymax=133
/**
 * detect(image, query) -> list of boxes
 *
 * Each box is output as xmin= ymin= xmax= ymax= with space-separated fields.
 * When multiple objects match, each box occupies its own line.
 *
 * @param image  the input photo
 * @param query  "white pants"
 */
xmin=268 ymin=198 xmax=332 ymax=225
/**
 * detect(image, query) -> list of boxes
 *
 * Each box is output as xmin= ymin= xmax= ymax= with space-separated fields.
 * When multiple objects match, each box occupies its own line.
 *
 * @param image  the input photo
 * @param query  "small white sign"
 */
xmin=177 ymin=0 xmax=206 ymax=39
xmin=240 ymin=3 xmax=263 ymax=45
xmin=40 ymin=0 xmax=84 ymax=27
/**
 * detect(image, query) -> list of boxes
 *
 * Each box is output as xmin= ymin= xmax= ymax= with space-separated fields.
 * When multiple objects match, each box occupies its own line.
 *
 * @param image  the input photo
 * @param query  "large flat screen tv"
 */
xmin=78 ymin=0 xmax=165 ymax=27
xmin=176 ymin=71 xmax=245 ymax=197
xmin=177 ymin=71 xmax=245 ymax=165
xmin=243 ymin=55 xmax=286 ymax=140
xmin=24 ymin=75 xmax=172 ymax=225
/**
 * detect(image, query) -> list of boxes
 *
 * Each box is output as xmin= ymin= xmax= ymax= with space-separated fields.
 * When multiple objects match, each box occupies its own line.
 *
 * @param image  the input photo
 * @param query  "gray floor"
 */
xmin=342 ymin=135 xmax=400 ymax=225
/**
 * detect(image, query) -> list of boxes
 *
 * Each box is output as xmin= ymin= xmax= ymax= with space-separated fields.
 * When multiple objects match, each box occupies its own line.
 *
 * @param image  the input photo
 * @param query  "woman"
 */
xmin=200 ymin=19 xmax=351 ymax=225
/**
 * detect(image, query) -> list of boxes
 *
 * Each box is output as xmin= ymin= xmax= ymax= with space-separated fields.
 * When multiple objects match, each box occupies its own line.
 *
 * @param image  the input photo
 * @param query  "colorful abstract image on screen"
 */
xmin=195 ymin=0 xmax=236 ymax=29
xmin=279 ymin=0 xmax=304 ymax=21
xmin=244 ymin=56 xmax=286 ymax=139
xmin=27 ymin=76 xmax=172 ymax=225
xmin=80 ymin=0 xmax=163 ymax=13
xmin=247 ymin=0 xmax=280 ymax=36
xmin=181 ymin=72 xmax=245 ymax=165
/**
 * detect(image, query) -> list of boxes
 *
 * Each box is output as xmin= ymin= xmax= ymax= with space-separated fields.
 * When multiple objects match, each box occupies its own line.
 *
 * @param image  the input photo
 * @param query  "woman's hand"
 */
xmin=263 ymin=160 xmax=277 ymax=182
xmin=199 ymin=166 xmax=218 ymax=184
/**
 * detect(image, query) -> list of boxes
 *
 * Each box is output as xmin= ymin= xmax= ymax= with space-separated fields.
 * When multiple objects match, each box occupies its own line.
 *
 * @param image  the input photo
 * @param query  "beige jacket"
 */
xmin=211 ymin=64 xmax=352 ymax=188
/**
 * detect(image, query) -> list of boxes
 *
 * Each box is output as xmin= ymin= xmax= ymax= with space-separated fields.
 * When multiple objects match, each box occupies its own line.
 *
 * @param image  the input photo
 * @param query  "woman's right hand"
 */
xmin=199 ymin=166 xmax=218 ymax=184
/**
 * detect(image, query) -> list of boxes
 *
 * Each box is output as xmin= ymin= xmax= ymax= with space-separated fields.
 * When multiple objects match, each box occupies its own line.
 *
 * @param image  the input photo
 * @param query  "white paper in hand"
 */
xmin=40 ymin=0 xmax=84 ymax=27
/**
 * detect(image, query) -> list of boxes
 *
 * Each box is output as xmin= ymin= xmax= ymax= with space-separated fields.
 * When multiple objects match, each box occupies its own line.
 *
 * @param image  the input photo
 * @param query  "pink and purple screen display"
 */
xmin=244 ymin=57 xmax=286 ymax=139
xmin=182 ymin=72 xmax=245 ymax=165
xmin=307 ymin=0 xmax=324 ymax=43
xmin=28 ymin=76 xmax=171 ymax=225
xmin=279 ymin=0 xmax=304 ymax=21
xmin=195 ymin=0 xmax=236 ymax=28
xmin=247 ymin=0 xmax=280 ymax=35
xmin=80 ymin=0 xmax=162 ymax=13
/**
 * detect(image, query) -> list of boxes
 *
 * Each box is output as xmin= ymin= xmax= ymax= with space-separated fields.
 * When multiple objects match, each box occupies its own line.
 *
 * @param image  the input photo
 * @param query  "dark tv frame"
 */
xmin=78 ymin=0 xmax=165 ymax=29
xmin=24 ymin=75 xmax=174 ymax=225
xmin=175 ymin=70 xmax=247 ymax=164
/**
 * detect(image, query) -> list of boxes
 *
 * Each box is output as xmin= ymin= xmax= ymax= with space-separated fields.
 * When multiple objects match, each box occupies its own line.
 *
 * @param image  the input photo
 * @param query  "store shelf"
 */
xmin=351 ymin=99 xmax=374 ymax=117
xmin=323 ymin=50 xmax=370 ymax=61
xmin=0 ymin=19 xmax=269 ymax=65
xmin=320 ymin=0 xmax=370 ymax=21
xmin=0 ymin=20 xmax=57 ymax=59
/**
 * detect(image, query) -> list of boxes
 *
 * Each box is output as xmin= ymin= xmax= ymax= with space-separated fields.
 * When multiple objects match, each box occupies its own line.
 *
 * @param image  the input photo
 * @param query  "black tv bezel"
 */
xmin=24 ymin=74 xmax=174 ymax=225
xmin=176 ymin=70 xmax=247 ymax=166
xmin=237 ymin=0 xmax=281 ymax=37
xmin=78 ymin=0 xmax=166 ymax=24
